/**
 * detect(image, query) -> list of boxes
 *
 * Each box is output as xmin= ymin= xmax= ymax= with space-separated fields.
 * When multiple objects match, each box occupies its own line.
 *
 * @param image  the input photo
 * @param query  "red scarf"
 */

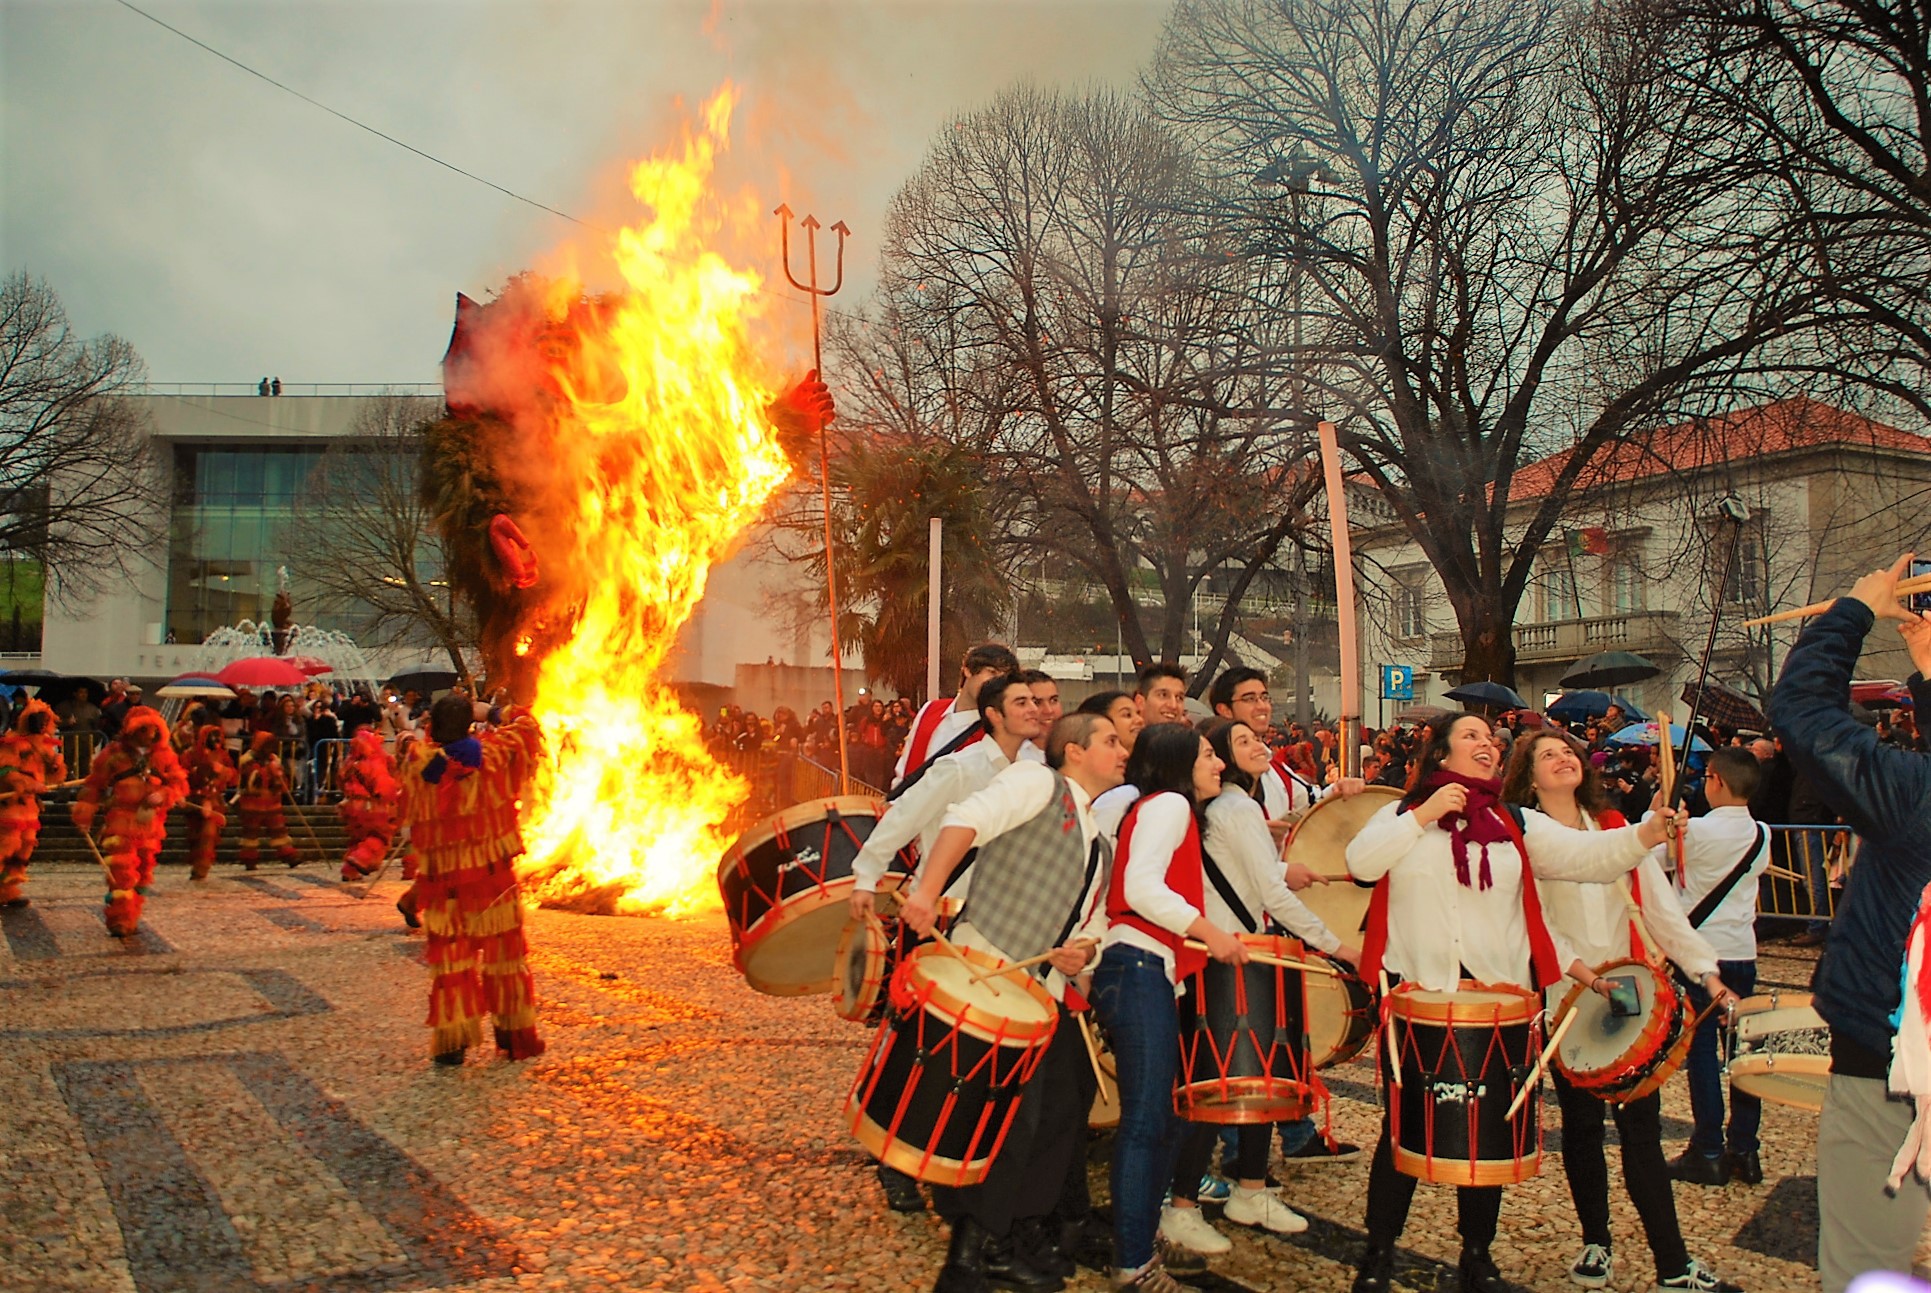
xmin=1427 ymin=769 xmax=1513 ymax=890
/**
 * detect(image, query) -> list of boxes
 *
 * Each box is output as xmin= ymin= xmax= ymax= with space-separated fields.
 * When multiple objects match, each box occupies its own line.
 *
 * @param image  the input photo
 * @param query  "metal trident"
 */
xmin=774 ymin=204 xmax=853 ymax=792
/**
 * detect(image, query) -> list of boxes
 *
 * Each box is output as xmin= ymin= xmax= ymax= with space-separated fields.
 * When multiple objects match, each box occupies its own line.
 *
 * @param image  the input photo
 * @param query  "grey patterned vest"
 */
xmin=960 ymin=771 xmax=1111 ymax=966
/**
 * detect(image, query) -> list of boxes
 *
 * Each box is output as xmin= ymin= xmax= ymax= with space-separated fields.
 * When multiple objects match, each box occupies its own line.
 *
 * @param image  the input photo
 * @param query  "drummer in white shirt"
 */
xmin=1342 ymin=712 xmax=1685 ymax=1293
xmin=1501 ymin=728 xmax=1740 ymax=1293
xmin=850 ymin=674 xmax=1045 ymax=921
xmin=1160 ymin=717 xmax=1366 ymax=1257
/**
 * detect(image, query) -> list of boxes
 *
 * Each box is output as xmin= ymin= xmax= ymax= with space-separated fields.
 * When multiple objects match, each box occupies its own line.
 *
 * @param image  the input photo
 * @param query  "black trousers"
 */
xmin=934 ymin=1003 xmax=1087 ymax=1237
xmin=1171 ymin=1121 xmax=1269 ymax=1200
xmin=1364 ymin=1117 xmax=1503 ymax=1250
xmin=1552 ymin=1068 xmax=1690 ymax=1279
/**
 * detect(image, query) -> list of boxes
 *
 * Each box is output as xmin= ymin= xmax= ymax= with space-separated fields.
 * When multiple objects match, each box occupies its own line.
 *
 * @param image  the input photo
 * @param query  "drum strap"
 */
xmin=1687 ymin=824 xmax=1770 ymax=928
xmin=1200 ymin=849 xmax=1258 ymax=933
xmin=886 ymin=720 xmax=986 ymax=802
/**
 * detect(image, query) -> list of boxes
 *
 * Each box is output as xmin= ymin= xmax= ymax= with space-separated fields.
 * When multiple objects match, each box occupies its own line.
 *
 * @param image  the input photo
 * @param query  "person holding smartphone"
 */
xmin=1501 ymin=730 xmax=1740 ymax=1293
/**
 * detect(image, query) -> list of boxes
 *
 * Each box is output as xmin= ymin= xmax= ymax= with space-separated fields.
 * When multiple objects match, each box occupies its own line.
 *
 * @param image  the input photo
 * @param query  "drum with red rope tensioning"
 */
xmin=1383 ymin=982 xmax=1545 ymax=1186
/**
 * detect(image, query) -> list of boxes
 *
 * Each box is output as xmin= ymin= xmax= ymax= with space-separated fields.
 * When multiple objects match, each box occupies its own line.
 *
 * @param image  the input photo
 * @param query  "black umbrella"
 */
xmin=0 ymin=669 xmax=107 ymax=701
xmin=1560 ymin=651 xmax=1662 ymax=690
xmin=1679 ymin=680 xmax=1768 ymax=732
xmin=383 ymin=665 xmax=461 ymax=694
xmin=1444 ymin=680 xmax=1530 ymax=710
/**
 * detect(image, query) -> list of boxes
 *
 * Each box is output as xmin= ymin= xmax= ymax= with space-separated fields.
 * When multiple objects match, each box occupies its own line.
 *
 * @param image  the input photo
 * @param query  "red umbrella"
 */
xmin=285 ymin=655 xmax=334 ymax=676
xmin=216 ymin=657 xmax=308 ymax=688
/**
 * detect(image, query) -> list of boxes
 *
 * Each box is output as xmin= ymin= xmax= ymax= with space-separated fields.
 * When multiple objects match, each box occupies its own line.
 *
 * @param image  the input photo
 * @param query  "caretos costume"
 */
xmin=182 ymin=726 xmax=238 ymax=880
xmin=394 ymin=710 xmax=545 ymax=1061
xmin=0 ymin=699 xmax=66 ymax=906
xmin=236 ymin=732 xmax=299 ymax=868
xmin=339 ymin=728 xmax=401 ymax=880
xmin=71 ymin=708 xmax=187 ymax=937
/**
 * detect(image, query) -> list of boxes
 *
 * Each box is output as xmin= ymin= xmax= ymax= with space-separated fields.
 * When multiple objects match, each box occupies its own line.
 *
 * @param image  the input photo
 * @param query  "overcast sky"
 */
xmin=1 ymin=0 xmax=1168 ymax=385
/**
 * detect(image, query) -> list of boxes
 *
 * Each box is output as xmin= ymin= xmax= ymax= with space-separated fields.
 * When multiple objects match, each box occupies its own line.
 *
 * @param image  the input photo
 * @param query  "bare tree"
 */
xmin=868 ymin=85 xmax=1321 ymax=685
xmin=0 ymin=272 xmax=165 ymax=600
xmin=1148 ymin=0 xmax=1852 ymax=685
xmin=286 ymin=394 xmax=472 ymax=673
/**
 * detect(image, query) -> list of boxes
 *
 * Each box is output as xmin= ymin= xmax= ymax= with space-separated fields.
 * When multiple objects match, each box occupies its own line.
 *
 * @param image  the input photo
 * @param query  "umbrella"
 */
xmin=1607 ymin=721 xmax=1713 ymax=753
xmin=1545 ymin=690 xmax=1651 ymax=723
xmin=1393 ymin=702 xmax=1453 ymax=726
xmin=0 ymin=670 xmax=107 ymax=701
xmin=1560 ymin=650 xmax=1662 ymax=690
xmin=1679 ymin=681 xmax=1769 ymax=731
xmin=285 ymin=654 xmax=334 ymax=676
xmin=156 ymin=674 xmax=236 ymax=699
xmin=1851 ymin=680 xmax=1912 ymax=711
xmin=1443 ymin=680 xmax=1530 ymax=710
xmin=384 ymin=665 xmax=461 ymax=693
xmin=216 ymin=657 xmax=308 ymax=689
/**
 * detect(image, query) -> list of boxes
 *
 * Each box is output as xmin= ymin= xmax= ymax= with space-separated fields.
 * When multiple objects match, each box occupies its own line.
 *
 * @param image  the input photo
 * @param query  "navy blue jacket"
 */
xmin=1772 ymin=598 xmax=1931 ymax=1059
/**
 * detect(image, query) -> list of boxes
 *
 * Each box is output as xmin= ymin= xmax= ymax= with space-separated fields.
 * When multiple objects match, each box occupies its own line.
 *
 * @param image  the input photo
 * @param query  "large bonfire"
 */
xmin=424 ymin=88 xmax=807 ymax=916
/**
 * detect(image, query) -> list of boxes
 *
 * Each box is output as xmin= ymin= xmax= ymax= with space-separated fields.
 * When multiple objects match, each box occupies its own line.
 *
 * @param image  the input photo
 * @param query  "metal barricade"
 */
xmin=309 ymin=739 xmax=350 ymax=803
xmin=1757 ymin=822 xmax=1854 ymax=925
xmin=61 ymin=730 xmax=101 ymax=781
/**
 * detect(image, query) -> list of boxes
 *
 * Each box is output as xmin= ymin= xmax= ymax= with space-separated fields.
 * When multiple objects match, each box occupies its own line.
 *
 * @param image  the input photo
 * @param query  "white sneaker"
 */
xmin=1159 ymin=1203 xmax=1232 ymax=1254
xmin=1222 ymin=1184 xmax=1309 ymax=1234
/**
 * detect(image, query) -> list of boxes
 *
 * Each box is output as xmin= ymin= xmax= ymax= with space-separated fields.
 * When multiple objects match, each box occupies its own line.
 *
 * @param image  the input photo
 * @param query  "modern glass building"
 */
xmin=166 ymin=444 xmax=337 ymax=644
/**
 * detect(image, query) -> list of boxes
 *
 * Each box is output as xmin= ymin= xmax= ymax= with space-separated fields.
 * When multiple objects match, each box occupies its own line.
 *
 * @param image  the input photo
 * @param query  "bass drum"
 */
xmin=1282 ymin=786 xmax=1400 ymax=942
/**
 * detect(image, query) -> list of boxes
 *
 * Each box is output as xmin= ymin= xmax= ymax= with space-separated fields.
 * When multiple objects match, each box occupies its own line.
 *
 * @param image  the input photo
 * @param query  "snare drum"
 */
xmin=1384 ymin=982 xmax=1543 ymax=1186
xmin=1554 ymin=958 xmax=1692 ymax=1103
xmin=1304 ymin=954 xmax=1376 ymax=1070
xmin=1728 ymin=990 xmax=1830 ymax=1112
xmin=845 ymin=943 xmax=1059 ymax=1186
xmin=1282 ymin=787 xmax=1400 ymax=940
xmin=716 ymin=797 xmax=917 ymax=996
xmin=1176 ymin=932 xmax=1316 ymax=1123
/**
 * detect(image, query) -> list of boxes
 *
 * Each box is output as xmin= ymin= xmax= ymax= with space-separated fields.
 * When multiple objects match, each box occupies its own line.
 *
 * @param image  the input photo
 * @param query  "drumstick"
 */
xmin=1616 ymin=877 xmax=1662 ymax=964
xmin=968 ymin=939 xmax=1098 ymax=984
xmin=1741 ymin=572 xmax=1931 ymax=627
xmin=1180 ymin=941 xmax=1344 ymax=977
xmin=929 ymin=928 xmax=1004 ymax=996
xmin=1075 ymin=1013 xmax=1112 ymax=1098
xmin=1505 ymin=1006 xmax=1578 ymax=1121
xmin=1378 ymin=969 xmax=1402 ymax=1087
xmin=1766 ymin=863 xmax=1807 ymax=884
xmin=1656 ymin=713 xmax=1686 ymax=878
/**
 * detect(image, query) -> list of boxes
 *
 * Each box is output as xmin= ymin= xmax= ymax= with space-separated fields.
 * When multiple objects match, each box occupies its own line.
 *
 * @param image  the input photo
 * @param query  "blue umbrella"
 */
xmin=1607 ymin=721 xmax=1711 ymax=753
xmin=1545 ymin=690 xmax=1651 ymax=723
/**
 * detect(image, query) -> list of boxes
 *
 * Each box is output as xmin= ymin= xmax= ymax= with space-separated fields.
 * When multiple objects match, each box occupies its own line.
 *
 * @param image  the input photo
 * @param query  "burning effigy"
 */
xmin=421 ymin=89 xmax=825 ymax=916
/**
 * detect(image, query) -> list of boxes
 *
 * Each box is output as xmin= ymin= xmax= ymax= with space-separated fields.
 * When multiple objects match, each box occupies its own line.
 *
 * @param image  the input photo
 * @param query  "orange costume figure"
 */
xmin=394 ymin=695 xmax=544 ymax=1064
xmin=236 ymin=732 xmax=299 ymax=869
xmin=0 ymin=699 xmax=67 ymax=907
xmin=339 ymin=728 xmax=401 ymax=880
xmin=70 ymin=707 xmax=187 ymax=937
xmin=182 ymin=725 xmax=238 ymax=880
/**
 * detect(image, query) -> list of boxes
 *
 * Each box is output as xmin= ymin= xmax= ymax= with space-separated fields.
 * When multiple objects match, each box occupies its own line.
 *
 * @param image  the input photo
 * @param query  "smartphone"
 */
xmin=1912 ymin=559 xmax=1931 ymax=614
xmin=1605 ymin=974 xmax=1642 ymax=1018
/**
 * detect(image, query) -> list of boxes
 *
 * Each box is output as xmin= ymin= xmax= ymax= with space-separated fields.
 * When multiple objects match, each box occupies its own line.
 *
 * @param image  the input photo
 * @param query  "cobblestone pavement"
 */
xmin=0 ymin=864 xmax=1880 ymax=1291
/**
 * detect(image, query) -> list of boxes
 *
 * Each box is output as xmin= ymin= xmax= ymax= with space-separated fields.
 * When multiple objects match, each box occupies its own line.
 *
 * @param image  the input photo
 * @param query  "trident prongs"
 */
xmin=774 ymin=204 xmax=850 ymax=370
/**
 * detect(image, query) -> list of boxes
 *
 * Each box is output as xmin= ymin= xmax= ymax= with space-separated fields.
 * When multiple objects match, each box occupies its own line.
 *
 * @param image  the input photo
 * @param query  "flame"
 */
xmin=516 ymin=87 xmax=793 ymax=916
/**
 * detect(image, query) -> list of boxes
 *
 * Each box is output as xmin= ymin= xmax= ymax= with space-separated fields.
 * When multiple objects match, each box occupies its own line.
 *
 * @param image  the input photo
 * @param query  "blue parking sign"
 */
xmin=1382 ymin=665 xmax=1414 ymax=700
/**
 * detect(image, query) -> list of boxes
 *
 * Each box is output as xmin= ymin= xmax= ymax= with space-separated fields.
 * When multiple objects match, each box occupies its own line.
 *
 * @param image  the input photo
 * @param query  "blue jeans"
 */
xmin=1092 ymin=945 xmax=1186 ymax=1271
xmin=1682 ymin=959 xmax=1760 ymax=1157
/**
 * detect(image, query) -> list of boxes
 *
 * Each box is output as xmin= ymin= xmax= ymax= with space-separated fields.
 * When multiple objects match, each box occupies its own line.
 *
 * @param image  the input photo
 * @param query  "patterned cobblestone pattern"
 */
xmin=0 ymin=864 xmax=1889 ymax=1291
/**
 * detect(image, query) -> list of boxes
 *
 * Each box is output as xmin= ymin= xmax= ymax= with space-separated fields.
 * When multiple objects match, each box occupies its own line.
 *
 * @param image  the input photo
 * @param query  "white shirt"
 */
xmin=1659 ymin=804 xmax=1769 ymax=963
xmin=942 ymin=760 xmax=1107 ymax=1002
xmin=1100 ymin=792 xmax=1204 ymax=984
xmin=1538 ymin=817 xmax=1719 ymax=1012
xmin=1202 ymin=792 xmax=1341 ymax=954
xmin=1345 ymin=800 xmax=1650 ymax=992
xmin=852 ymin=739 xmax=1014 ymax=895
xmin=891 ymin=696 xmax=978 ymax=786
xmin=1259 ymin=764 xmax=1330 ymax=820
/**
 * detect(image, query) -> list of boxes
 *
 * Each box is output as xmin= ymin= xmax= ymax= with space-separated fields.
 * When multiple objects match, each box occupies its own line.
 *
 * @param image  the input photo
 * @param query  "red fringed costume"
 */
xmin=0 ymin=700 xmax=65 ymax=906
xmin=71 ymin=708 xmax=187 ymax=937
xmin=182 ymin=725 xmax=237 ymax=881
xmin=339 ymin=728 xmax=401 ymax=880
xmin=236 ymin=732 xmax=299 ymax=869
xmin=394 ymin=711 xmax=546 ymax=1061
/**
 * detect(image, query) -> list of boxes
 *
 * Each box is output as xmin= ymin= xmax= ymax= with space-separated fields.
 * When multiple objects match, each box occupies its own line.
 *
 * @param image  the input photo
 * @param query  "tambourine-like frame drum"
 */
xmin=1727 ymin=989 xmax=1830 ymax=1112
xmin=832 ymin=889 xmax=961 ymax=1024
xmin=1282 ymin=786 xmax=1400 ymax=941
xmin=845 ymin=943 xmax=1059 ymax=1187
xmin=1176 ymin=932 xmax=1316 ymax=1124
xmin=1384 ymin=982 xmax=1544 ymax=1186
xmin=1554 ymin=957 xmax=1692 ymax=1103
xmin=717 ymin=796 xmax=916 ymax=996
xmin=1305 ymin=953 xmax=1377 ymax=1070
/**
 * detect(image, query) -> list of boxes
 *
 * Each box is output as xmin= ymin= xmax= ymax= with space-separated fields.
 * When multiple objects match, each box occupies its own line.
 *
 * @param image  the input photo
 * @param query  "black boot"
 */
xmin=982 ymin=1229 xmax=1064 ymax=1292
xmin=877 ymin=1162 xmax=926 ymax=1212
xmin=1458 ymin=1244 xmax=1508 ymax=1293
xmin=1015 ymin=1217 xmax=1074 ymax=1281
xmin=1351 ymin=1244 xmax=1396 ymax=1293
xmin=934 ymin=1217 xmax=994 ymax=1293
